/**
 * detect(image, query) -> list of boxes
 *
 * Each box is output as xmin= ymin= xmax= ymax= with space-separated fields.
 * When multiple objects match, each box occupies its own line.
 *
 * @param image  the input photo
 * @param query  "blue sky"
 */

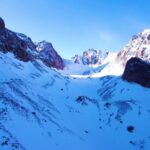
xmin=0 ymin=0 xmax=150 ymax=58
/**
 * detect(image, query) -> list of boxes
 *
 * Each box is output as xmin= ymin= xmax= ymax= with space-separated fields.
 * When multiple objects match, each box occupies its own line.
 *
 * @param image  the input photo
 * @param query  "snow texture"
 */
xmin=0 ymin=51 xmax=150 ymax=150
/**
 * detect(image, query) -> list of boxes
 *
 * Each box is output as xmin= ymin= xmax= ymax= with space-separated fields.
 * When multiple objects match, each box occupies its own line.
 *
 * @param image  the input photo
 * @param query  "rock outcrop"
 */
xmin=36 ymin=41 xmax=64 ymax=70
xmin=0 ymin=17 xmax=64 ymax=69
xmin=122 ymin=57 xmax=150 ymax=88
xmin=117 ymin=29 xmax=150 ymax=66
xmin=0 ymin=17 xmax=5 ymax=29
xmin=0 ymin=18 xmax=36 ymax=61
xmin=72 ymin=49 xmax=109 ymax=65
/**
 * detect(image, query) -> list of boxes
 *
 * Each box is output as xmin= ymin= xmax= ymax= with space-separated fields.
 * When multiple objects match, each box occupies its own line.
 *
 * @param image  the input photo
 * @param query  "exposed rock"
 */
xmin=127 ymin=125 xmax=134 ymax=133
xmin=72 ymin=49 xmax=109 ymax=65
xmin=0 ymin=17 xmax=65 ymax=70
xmin=117 ymin=29 xmax=150 ymax=66
xmin=0 ymin=17 xmax=5 ymax=29
xmin=36 ymin=41 xmax=64 ymax=70
xmin=122 ymin=57 xmax=150 ymax=88
xmin=0 ymin=18 xmax=36 ymax=61
xmin=147 ymin=34 xmax=150 ymax=40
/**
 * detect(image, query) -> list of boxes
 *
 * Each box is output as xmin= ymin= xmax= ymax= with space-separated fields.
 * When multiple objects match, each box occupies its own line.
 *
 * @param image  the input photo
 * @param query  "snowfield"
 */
xmin=0 ymin=51 xmax=150 ymax=150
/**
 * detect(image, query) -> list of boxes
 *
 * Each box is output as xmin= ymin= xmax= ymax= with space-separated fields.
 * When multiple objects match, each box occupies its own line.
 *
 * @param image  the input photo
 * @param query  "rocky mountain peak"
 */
xmin=72 ymin=49 xmax=109 ymax=65
xmin=36 ymin=40 xmax=53 ymax=52
xmin=0 ymin=19 xmax=35 ymax=62
xmin=36 ymin=41 xmax=65 ymax=70
xmin=116 ymin=29 xmax=150 ymax=66
xmin=0 ymin=17 xmax=65 ymax=70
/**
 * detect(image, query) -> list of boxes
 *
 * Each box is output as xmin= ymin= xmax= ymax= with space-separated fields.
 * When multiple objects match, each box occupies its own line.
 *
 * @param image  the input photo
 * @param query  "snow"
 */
xmin=0 ymin=51 xmax=150 ymax=150
xmin=61 ymin=52 xmax=123 ymax=78
xmin=142 ymin=29 xmax=150 ymax=35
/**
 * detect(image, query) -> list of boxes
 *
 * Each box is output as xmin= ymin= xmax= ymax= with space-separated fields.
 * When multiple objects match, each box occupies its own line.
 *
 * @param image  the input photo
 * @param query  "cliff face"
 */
xmin=0 ymin=18 xmax=36 ymax=61
xmin=1 ymin=17 xmax=150 ymax=150
xmin=0 ymin=17 xmax=64 ymax=69
xmin=36 ymin=41 xmax=64 ymax=70
xmin=117 ymin=29 xmax=150 ymax=66
xmin=72 ymin=49 xmax=109 ymax=65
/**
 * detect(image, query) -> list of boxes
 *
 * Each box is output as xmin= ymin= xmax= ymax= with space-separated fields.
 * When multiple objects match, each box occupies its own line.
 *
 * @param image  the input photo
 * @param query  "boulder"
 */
xmin=122 ymin=57 xmax=150 ymax=88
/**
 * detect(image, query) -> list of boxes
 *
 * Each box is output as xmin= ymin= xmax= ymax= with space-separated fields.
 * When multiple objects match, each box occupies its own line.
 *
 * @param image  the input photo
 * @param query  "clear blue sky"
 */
xmin=0 ymin=0 xmax=150 ymax=58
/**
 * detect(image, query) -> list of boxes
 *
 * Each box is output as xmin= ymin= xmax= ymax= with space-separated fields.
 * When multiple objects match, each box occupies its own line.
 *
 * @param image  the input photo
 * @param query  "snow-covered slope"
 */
xmin=61 ymin=59 xmax=107 ymax=77
xmin=63 ymin=52 xmax=119 ymax=78
xmin=1 ymin=17 xmax=150 ymax=150
xmin=99 ymin=29 xmax=150 ymax=77
xmin=0 ymin=51 xmax=150 ymax=150
xmin=64 ymin=29 xmax=150 ymax=78
xmin=117 ymin=29 xmax=150 ymax=66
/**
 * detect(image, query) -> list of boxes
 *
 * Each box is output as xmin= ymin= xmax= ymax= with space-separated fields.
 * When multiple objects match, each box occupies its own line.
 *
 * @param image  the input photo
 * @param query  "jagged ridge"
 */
xmin=0 ymin=17 xmax=64 ymax=70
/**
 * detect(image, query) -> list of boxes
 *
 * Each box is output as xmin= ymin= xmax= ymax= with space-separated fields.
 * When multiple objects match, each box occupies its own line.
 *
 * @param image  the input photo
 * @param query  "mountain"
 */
xmin=0 ymin=17 xmax=64 ymax=70
xmin=0 ymin=17 xmax=150 ymax=150
xmin=72 ymin=49 xmax=109 ymax=65
xmin=35 ymin=41 xmax=64 ymax=70
xmin=117 ymin=29 xmax=150 ymax=66
xmin=1 ymin=51 xmax=150 ymax=150
xmin=70 ymin=29 xmax=150 ymax=78
xmin=63 ymin=51 xmax=119 ymax=77
xmin=0 ymin=18 xmax=36 ymax=62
